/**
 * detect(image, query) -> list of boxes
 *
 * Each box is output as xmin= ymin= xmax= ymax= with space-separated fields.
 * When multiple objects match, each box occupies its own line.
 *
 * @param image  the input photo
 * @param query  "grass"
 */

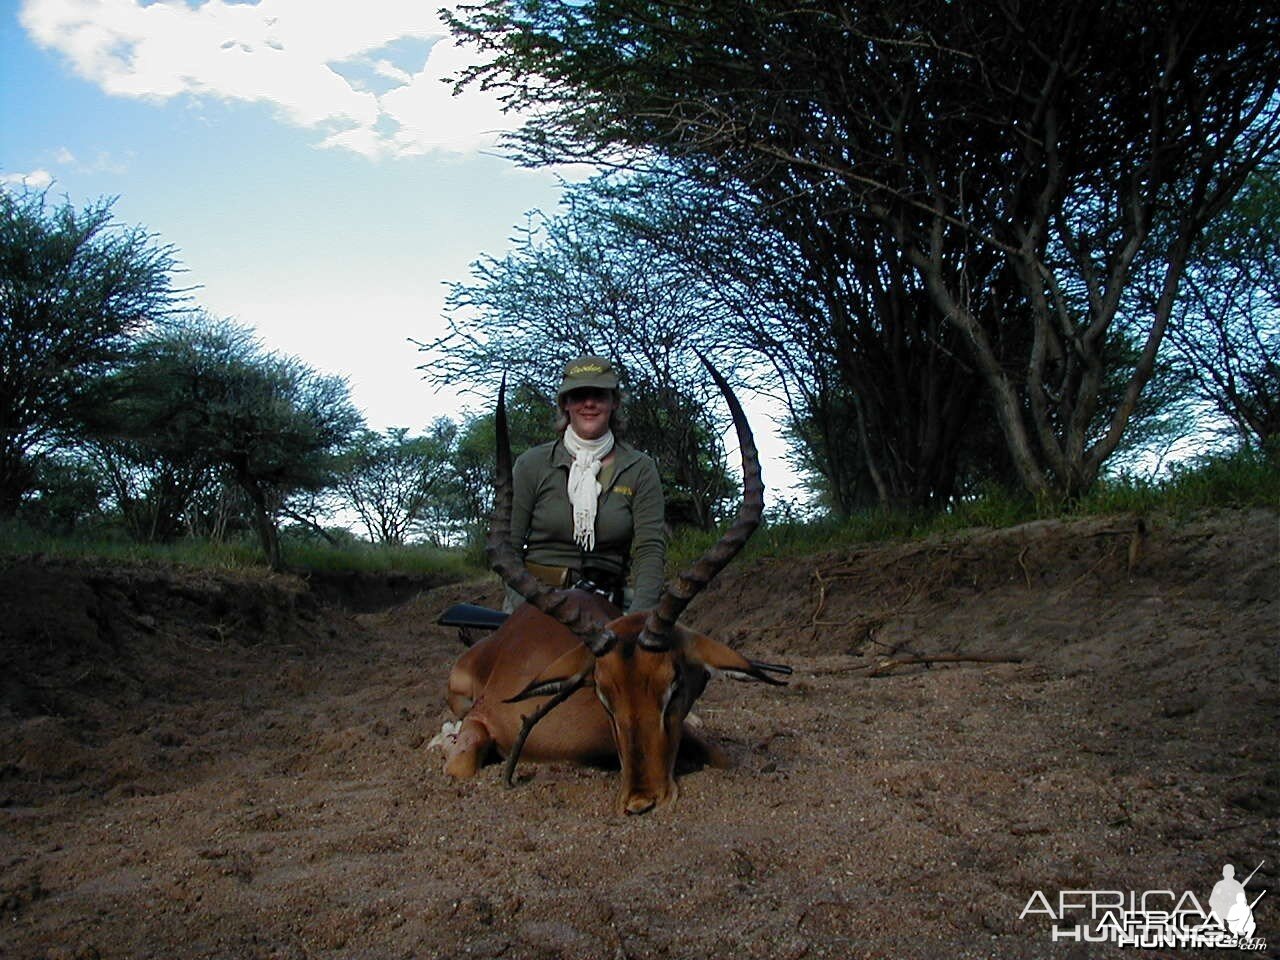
xmin=667 ymin=444 xmax=1279 ymax=573
xmin=0 ymin=523 xmax=484 ymax=580
xmin=284 ymin=539 xmax=481 ymax=578
xmin=4 ymin=447 xmax=1274 ymax=579
xmin=1078 ymin=444 xmax=1280 ymax=518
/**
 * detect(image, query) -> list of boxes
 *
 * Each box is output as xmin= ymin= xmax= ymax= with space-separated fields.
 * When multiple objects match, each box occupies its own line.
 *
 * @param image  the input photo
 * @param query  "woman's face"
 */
xmin=563 ymin=387 xmax=618 ymax=441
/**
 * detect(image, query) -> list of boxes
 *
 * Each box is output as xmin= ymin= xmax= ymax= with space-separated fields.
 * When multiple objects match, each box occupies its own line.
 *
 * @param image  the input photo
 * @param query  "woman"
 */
xmin=506 ymin=355 xmax=665 ymax=613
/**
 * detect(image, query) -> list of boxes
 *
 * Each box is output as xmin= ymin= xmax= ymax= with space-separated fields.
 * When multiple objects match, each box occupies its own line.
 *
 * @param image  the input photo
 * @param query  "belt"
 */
xmin=526 ymin=560 xmax=571 ymax=587
xmin=525 ymin=561 xmax=624 ymax=603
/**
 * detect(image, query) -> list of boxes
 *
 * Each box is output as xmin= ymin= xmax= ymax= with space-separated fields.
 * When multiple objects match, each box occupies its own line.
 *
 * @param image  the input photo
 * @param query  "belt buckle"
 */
xmin=572 ymin=576 xmax=611 ymax=599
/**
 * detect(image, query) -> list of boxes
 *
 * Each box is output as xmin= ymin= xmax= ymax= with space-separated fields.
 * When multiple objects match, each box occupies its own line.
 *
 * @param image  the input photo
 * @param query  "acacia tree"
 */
xmin=86 ymin=438 xmax=215 ymax=543
xmin=442 ymin=384 xmax=555 ymax=543
xmin=1166 ymin=171 xmax=1280 ymax=448
xmin=19 ymin=450 xmax=106 ymax=534
xmin=95 ymin=314 xmax=362 ymax=569
xmin=449 ymin=0 xmax=1280 ymax=500
xmin=421 ymin=186 xmax=734 ymax=528
xmin=338 ymin=423 xmax=456 ymax=545
xmin=433 ymin=169 xmax=1014 ymax=513
xmin=195 ymin=355 xmax=361 ymax=570
xmin=610 ymin=171 xmax=1008 ymax=511
xmin=0 ymin=188 xmax=181 ymax=513
xmin=83 ymin=316 xmax=251 ymax=542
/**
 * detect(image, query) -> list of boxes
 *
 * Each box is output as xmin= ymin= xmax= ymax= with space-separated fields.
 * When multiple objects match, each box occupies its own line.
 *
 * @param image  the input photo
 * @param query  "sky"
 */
xmin=2 ymin=0 xmax=569 ymax=425
xmin=2 ymin=0 xmax=803 ymax=505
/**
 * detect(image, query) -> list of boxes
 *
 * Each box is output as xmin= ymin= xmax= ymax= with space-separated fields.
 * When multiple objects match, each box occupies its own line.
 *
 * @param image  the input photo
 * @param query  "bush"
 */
xmin=0 ymin=522 xmax=485 ymax=580
xmin=663 ymin=445 xmax=1278 ymax=574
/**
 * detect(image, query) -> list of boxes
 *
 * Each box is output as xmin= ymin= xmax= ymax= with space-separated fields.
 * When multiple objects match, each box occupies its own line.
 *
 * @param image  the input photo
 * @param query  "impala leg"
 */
xmin=447 ymin=689 xmax=474 ymax=718
xmin=443 ymin=717 xmax=492 ymax=778
xmin=447 ymin=667 xmax=478 ymax=718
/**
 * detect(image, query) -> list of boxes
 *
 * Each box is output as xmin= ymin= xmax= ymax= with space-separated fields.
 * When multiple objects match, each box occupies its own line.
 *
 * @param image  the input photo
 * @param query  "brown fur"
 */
xmin=441 ymin=594 xmax=774 ymax=815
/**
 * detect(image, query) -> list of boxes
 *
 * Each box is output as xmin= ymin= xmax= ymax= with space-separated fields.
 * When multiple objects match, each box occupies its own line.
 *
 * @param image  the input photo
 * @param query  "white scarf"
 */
xmin=563 ymin=425 xmax=615 ymax=551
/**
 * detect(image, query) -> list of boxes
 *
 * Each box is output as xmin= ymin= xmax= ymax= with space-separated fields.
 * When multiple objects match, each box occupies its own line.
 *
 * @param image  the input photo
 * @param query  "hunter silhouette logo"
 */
xmin=1209 ymin=863 xmax=1265 ymax=941
xmin=1019 ymin=859 xmax=1267 ymax=950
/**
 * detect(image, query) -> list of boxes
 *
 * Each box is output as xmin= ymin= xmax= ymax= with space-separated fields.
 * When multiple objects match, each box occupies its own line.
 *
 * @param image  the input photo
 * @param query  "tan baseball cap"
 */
xmin=556 ymin=355 xmax=619 ymax=398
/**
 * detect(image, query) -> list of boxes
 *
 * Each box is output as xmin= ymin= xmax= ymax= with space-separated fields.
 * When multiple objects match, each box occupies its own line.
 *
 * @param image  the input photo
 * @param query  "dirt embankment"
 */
xmin=1 ymin=508 xmax=1276 ymax=960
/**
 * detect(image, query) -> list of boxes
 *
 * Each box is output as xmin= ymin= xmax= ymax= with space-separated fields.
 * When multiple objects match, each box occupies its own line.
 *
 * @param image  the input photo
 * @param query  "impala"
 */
xmin=437 ymin=359 xmax=789 ymax=814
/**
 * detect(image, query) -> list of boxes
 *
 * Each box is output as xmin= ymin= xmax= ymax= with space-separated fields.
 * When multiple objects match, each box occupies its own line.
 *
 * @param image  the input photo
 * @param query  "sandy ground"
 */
xmin=1 ymin=507 xmax=1276 ymax=959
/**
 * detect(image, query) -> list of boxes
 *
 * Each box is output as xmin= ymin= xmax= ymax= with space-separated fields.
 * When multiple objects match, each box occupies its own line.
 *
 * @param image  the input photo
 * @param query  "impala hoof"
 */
xmin=623 ymin=795 xmax=657 ymax=816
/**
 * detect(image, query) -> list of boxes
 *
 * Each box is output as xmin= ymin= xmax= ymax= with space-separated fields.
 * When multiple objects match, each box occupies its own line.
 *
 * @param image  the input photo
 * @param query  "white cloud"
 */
xmin=378 ymin=33 xmax=513 ymax=157
xmin=1 ymin=169 xmax=55 ymax=188
xmin=19 ymin=0 xmax=521 ymax=158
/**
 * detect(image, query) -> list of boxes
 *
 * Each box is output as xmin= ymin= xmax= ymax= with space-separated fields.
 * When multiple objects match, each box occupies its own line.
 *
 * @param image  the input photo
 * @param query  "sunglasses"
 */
xmin=563 ymin=387 xmax=613 ymax=404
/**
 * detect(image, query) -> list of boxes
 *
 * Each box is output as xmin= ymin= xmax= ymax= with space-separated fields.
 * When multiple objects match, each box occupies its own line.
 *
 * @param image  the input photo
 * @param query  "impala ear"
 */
xmin=689 ymin=634 xmax=792 ymax=685
xmin=505 ymin=644 xmax=596 ymax=702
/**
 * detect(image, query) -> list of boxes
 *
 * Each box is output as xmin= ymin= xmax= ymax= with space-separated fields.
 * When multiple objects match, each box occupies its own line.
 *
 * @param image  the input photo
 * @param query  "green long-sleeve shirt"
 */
xmin=509 ymin=437 xmax=666 ymax=612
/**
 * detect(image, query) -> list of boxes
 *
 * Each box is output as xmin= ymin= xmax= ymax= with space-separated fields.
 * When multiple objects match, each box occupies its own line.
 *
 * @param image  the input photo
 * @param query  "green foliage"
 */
xmin=1166 ymin=170 xmax=1280 ymax=446
xmin=4 ymin=444 xmax=1270 ymax=584
xmin=0 ymin=187 xmax=181 ymax=513
xmin=337 ymin=422 xmax=456 ymax=545
xmin=16 ymin=450 xmax=107 ymax=535
xmin=448 ymin=0 xmax=1280 ymax=503
xmin=666 ymin=446 xmax=1278 ymax=572
xmin=88 ymin=313 xmax=363 ymax=569
xmin=274 ymin=534 xmax=482 ymax=578
xmin=0 ymin=521 xmax=484 ymax=578
xmin=446 ymin=384 xmax=553 ymax=545
xmin=422 ymin=176 xmax=736 ymax=528
xmin=622 ymin=376 xmax=736 ymax=528
xmin=83 ymin=438 xmax=215 ymax=544
xmin=0 ymin=521 xmax=262 ymax=570
xmin=1081 ymin=446 xmax=1280 ymax=519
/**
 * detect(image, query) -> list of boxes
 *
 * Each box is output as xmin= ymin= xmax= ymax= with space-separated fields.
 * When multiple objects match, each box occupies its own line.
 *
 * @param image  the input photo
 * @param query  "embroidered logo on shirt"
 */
xmin=612 ymin=485 xmax=634 ymax=496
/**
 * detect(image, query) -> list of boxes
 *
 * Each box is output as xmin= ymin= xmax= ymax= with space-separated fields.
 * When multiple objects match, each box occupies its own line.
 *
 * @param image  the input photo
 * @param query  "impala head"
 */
xmin=488 ymin=356 xmax=789 ymax=815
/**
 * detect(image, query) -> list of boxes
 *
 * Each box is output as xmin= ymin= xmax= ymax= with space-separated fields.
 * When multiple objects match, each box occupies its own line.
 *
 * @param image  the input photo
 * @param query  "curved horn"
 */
xmin=485 ymin=375 xmax=617 ymax=654
xmin=638 ymin=356 xmax=763 ymax=651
